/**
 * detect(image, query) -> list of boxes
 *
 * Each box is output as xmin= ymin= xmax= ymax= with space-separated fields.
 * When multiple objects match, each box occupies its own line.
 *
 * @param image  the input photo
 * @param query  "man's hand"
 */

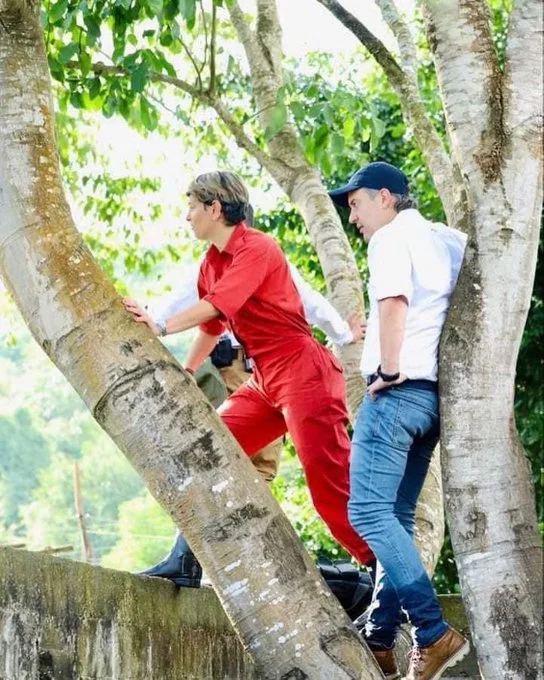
xmin=122 ymin=297 xmax=161 ymax=336
xmin=347 ymin=313 xmax=367 ymax=343
xmin=367 ymin=373 xmax=407 ymax=398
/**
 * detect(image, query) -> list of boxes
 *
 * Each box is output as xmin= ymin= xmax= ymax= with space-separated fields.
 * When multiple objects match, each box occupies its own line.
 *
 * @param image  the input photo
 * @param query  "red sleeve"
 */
xmin=203 ymin=237 xmax=277 ymax=319
xmin=197 ymin=261 xmax=227 ymax=336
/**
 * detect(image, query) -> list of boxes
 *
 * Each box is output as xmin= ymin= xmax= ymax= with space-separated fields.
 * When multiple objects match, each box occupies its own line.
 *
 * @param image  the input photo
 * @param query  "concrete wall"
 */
xmin=0 ymin=547 xmax=480 ymax=679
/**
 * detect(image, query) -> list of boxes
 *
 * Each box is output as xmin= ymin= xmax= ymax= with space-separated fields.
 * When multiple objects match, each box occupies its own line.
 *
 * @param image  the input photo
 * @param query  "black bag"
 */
xmin=317 ymin=557 xmax=374 ymax=621
xmin=210 ymin=337 xmax=236 ymax=368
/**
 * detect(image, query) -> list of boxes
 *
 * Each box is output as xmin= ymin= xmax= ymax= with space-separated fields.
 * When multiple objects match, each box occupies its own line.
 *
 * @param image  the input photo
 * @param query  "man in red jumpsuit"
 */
xmin=123 ymin=170 xmax=372 ymax=568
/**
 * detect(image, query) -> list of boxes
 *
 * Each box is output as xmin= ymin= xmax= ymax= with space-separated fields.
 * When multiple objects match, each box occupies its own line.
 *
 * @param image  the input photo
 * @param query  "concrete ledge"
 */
xmin=0 ymin=547 xmax=480 ymax=679
xmin=0 ymin=547 xmax=254 ymax=679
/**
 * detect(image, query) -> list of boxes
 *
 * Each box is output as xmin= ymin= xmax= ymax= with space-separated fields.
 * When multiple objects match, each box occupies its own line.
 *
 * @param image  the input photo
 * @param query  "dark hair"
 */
xmin=364 ymin=188 xmax=418 ymax=213
xmin=187 ymin=171 xmax=249 ymax=226
xmin=392 ymin=193 xmax=418 ymax=212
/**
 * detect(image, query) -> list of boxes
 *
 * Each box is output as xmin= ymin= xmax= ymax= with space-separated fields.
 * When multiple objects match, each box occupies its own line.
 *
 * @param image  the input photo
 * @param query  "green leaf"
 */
xmin=80 ymin=91 xmax=104 ymax=111
xmin=264 ymin=104 xmax=287 ymax=141
xmin=371 ymin=115 xmax=386 ymax=140
xmin=84 ymin=14 xmax=101 ymax=45
xmin=330 ymin=133 xmax=344 ymax=156
xmin=147 ymin=0 xmax=163 ymax=16
xmin=323 ymin=104 xmax=335 ymax=126
xmin=47 ymin=55 xmax=64 ymax=82
xmin=313 ymin=123 xmax=329 ymax=149
xmin=179 ymin=0 xmax=196 ymax=29
xmin=343 ymin=116 xmax=355 ymax=139
xmin=309 ymin=103 xmax=323 ymax=119
xmin=69 ymin=91 xmax=83 ymax=109
xmin=290 ymin=101 xmax=305 ymax=122
xmin=58 ymin=42 xmax=79 ymax=64
xmin=103 ymin=93 xmax=118 ymax=118
xmin=48 ymin=0 xmax=68 ymax=23
xmin=140 ymin=97 xmax=158 ymax=131
xmin=79 ymin=50 xmax=91 ymax=77
xmin=88 ymin=77 xmax=102 ymax=100
xmin=321 ymin=152 xmax=332 ymax=176
xmin=131 ymin=62 xmax=149 ymax=93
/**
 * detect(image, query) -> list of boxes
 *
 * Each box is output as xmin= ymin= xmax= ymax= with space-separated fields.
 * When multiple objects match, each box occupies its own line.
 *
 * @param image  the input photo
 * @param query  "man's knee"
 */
xmin=348 ymin=498 xmax=393 ymax=539
xmin=348 ymin=500 xmax=375 ymax=537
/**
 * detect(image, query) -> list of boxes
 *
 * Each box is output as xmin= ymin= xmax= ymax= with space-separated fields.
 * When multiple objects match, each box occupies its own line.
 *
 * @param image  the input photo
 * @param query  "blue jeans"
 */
xmin=348 ymin=381 xmax=447 ymax=649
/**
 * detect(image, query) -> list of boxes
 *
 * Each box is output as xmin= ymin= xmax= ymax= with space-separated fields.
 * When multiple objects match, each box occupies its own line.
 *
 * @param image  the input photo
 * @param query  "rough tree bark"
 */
xmin=421 ymin=0 xmax=543 ymax=677
xmin=0 ymin=0 xmax=383 ymax=677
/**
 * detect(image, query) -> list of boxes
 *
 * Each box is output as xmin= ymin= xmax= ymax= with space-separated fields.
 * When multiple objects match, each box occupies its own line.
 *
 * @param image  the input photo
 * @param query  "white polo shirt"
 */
xmin=361 ymin=209 xmax=466 ymax=381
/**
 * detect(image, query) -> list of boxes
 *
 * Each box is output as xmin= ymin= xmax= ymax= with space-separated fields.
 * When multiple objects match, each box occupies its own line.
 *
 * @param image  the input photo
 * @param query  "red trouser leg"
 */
xmin=218 ymin=381 xmax=287 ymax=456
xmin=218 ymin=357 xmax=373 ymax=566
xmin=281 ymin=352 xmax=374 ymax=566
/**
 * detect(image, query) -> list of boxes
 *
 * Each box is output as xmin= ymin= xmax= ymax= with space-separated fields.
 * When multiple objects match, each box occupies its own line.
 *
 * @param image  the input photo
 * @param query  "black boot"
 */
xmin=317 ymin=557 xmax=374 ymax=621
xmin=136 ymin=531 xmax=202 ymax=588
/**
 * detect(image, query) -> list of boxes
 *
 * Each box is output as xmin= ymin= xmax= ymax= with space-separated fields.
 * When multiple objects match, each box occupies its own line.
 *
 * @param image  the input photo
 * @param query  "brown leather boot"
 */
xmin=370 ymin=647 xmax=400 ymax=680
xmin=404 ymin=627 xmax=470 ymax=680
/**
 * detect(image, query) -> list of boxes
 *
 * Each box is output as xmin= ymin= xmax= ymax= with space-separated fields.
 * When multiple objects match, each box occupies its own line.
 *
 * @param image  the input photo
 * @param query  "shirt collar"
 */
xmin=220 ymin=222 xmax=247 ymax=256
xmin=387 ymin=208 xmax=424 ymax=229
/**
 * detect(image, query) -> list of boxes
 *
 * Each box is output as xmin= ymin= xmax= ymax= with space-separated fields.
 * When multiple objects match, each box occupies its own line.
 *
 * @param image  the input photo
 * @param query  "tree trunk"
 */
xmin=0 ymin=1 xmax=382 ymax=677
xmin=423 ymin=0 xmax=543 ymax=675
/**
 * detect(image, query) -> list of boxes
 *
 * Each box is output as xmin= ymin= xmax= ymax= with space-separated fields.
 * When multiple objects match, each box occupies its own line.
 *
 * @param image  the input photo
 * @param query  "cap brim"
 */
xmin=328 ymin=182 xmax=358 ymax=208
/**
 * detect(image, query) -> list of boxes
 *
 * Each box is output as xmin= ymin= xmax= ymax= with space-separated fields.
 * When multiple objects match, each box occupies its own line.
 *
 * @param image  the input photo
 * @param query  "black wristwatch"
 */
xmin=377 ymin=365 xmax=400 ymax=382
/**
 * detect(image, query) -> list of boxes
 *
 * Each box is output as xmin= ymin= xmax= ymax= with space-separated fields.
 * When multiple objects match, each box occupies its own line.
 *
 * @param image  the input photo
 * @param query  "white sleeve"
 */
xmin=369 ymin=230 xmax=413 ymax=303
xmin=147 ymin=264 xmax=200 ymax=325
xmin=288 ymin=263 xmax=353 ymax=345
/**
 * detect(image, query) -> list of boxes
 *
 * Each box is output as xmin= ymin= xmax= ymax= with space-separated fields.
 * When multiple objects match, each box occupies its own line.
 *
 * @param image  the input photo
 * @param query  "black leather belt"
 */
xmin=366 ymin=374 xmax=437 ymax=392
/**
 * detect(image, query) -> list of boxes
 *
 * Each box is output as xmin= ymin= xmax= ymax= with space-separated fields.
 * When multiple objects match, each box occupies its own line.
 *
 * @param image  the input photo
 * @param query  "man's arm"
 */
xmin=379 ymin=296 xmax=408 ymax=375
xmin=287 ymin=263 xmax=364 ymax=344
xmin=185 ymin=330 xmax=222 ymax=372
xmin=164 ymin=299 xmax=219 ymax=334
xmin=367 ymin=295 xmax=408 ymax=396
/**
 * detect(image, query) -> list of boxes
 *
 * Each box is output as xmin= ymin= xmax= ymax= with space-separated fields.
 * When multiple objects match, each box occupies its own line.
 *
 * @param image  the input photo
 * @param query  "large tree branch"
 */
xmin=503 ymin=0 xmax=543 ymax=141
xmin=227 ymin=0 xmax=260 ymax=73
xmin=314 ymin=0 xmax=459 ymax=227
xmin=80 ymin=61 xmax=288 ymax=182
xmin=420 ymin=0 xmax=504 ymax=190
xmin=228 ymin=0 xmax=304 ymax=168
xmin=500 ymin=0 xmax=543 ymax=240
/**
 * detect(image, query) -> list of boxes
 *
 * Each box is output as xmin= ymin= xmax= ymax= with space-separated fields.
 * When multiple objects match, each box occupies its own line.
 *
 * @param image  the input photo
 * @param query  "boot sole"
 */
xmin=425 ymin=639 xmax=471 ymax=680
xmin=170 ymin=577 xmax=201 ymax=588
xmin=140 ymin=574 xmax=201 ymax=588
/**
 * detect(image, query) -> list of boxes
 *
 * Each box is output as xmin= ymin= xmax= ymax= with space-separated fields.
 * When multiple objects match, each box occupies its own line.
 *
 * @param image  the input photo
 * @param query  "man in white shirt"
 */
xmin=329 ymin=162 xmax=469 ymax=680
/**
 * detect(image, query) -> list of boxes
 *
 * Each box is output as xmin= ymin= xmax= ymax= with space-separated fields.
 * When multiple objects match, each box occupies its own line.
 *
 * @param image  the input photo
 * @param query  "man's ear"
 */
xmin=380 ymin=188 xmax=393 ymax=207
xmin=210 ymin=199 xmax=222 ymax=220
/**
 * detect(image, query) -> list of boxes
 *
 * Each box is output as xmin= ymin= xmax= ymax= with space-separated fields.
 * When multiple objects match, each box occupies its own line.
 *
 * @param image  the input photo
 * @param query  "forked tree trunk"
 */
xmin=0 ymin=1 xmax=383 ymax=677
xmin=423 ymin=0 xmax=543 ymax=675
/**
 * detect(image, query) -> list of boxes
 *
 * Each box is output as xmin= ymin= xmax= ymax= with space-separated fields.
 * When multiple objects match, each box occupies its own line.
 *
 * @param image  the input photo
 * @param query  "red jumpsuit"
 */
xmin=199 ymin=222 xmax=373 ymax=565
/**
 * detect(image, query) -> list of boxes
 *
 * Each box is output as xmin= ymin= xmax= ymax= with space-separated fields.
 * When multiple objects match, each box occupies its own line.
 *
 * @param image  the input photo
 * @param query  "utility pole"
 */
xmin=73 ymin=461 xmax=93 ymax=563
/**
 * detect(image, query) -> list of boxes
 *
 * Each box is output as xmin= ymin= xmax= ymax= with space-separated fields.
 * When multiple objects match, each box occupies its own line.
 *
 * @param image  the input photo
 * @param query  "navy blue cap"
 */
xmin=328 ymin=162 xmax=409 ymax=207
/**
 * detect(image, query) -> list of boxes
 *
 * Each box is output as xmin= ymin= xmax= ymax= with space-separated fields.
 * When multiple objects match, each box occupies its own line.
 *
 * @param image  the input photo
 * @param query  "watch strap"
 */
xmin=377 ymin=365 xmax=400 ymax=382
